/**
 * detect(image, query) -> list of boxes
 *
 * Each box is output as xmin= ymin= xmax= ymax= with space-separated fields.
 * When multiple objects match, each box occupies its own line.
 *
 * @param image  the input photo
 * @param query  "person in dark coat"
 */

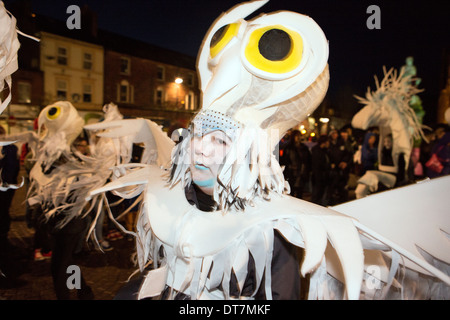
xmin=280 ymin=130 xmax=311 ymax=199
xmin=311 ymin=135 xmax=330 ymax=206
xmin=327 ymin=129 xmax=353 ymax=205
xmin=38 ymin=153 xmax=94 ymax=300
xmin=361 ymin=131 xmax=378 ymax=175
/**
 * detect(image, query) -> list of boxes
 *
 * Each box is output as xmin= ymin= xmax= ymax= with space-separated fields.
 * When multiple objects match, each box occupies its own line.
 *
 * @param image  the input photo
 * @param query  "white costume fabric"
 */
xmin=20 ymin=101 xmax=104 ymax=228
xmin=331 ymin=176 xmax=450 ymax=300
xmin=89 ymin=0 xmax=450 ymax=300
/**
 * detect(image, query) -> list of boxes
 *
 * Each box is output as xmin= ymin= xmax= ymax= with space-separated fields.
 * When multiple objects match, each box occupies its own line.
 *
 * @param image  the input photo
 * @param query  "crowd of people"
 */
xmin=279 ymin=121 xmax=450 ymax=206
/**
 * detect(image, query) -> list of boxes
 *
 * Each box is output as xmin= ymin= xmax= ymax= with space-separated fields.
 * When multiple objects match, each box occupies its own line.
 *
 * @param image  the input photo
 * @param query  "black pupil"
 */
xmin=258 ymin=29 xmax=291 ymax=61
xmin=210 ymin=25 xmax=229 ymax=48
xmin=48 ymin=107 xmax=58 ymax=116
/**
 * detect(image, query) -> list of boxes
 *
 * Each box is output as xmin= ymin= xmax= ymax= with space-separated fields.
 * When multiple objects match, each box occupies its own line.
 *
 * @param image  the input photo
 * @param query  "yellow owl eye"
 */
xmin=210 ymin=23 xmax=240 ymax=59
xmin=244 ymin=25 xmax=303 ymax=74
xmin=46 ymin=106 xmax=61 ymax=120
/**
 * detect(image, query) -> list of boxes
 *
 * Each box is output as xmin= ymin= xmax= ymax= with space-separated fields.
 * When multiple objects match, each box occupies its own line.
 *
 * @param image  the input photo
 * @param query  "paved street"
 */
xmin=0 ymin=169 xmax=139 ymax=300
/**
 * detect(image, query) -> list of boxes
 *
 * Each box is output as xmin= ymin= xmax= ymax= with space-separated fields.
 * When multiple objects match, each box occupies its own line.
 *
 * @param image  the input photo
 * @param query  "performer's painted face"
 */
xmin=383 ymin=136 xmax=393 ymax=149
xmin=190 ymin=130 xmax=233 ymax=195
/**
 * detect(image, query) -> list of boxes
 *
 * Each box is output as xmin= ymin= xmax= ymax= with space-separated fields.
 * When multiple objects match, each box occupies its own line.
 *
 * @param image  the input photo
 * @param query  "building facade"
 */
xmin=100 ymin=30 xmax=200 ymax=128
xmin=39 ymin=31 xmax=104 ymax=120
xmin=103 ymin=47 xmax=198 ymax=126
xmin=4 ymin=2 xmax=200 ymax=135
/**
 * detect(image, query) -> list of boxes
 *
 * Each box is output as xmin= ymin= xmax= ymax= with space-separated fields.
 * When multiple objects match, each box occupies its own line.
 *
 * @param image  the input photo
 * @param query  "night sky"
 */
xmin=4 ymin=0 xmax=450 ymax=124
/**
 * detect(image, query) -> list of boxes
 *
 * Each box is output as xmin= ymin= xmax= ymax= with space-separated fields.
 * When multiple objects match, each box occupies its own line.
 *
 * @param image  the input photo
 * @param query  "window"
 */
xmin=56 ymin=80 xmax=68 ymax=99
xmin=156 ymin=66 xmax=165 ymax=81
xmin=155 ymin=87 xmax=164 ymax=106
xmin=119 ymin=84 xmax=128 ymax=102
xmin=17 ymin=82 xmax=31 ymax=103
xmin=120 ymin=57 xmax=130 ymax=74
xmin=83 ymin=53 xmax=92 ymax=70
xmin=187 ymin=73 xmax=194 ymax=87
xmin=186 ymin=91 xmax=195 ymax=110
xmin=57 ymin=46 xmax=68 ymax=65
xmin=117 ymin=80 xmax=133 ymax=103
xmin=83 ymin=83 xmax=92 ymax=102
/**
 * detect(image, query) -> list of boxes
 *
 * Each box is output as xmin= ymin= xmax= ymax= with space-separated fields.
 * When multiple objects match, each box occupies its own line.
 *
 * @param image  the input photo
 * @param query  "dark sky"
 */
xmin=4 ymin=0 xmax=450 ymax=124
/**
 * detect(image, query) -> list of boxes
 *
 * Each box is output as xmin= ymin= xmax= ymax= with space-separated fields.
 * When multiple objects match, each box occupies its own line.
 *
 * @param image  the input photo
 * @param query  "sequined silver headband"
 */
xmin=192 ymin=110 xmax=242 ymax=141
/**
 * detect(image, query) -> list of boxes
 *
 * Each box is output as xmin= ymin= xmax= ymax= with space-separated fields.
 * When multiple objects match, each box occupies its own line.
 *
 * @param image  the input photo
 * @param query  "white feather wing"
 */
xmin=331 ymin=176 xmax=450 ymax=284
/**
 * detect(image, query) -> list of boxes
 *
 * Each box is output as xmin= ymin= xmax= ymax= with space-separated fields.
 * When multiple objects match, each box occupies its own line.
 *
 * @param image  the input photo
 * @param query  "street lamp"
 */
xmin=175 ymin=77 xmax=183 ymax=108
xmin=319 ymin=117 xmax=329 ymax=135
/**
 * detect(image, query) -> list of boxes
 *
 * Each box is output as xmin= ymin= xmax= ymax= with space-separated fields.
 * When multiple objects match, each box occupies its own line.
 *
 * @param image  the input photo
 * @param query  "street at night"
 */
xmin=0 ymin=0 xmax=449 ymax=306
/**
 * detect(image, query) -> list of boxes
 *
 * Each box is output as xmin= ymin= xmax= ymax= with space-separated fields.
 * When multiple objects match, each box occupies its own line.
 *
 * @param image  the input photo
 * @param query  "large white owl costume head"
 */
xmin=171 ymin=0 xmax=329 ymax=210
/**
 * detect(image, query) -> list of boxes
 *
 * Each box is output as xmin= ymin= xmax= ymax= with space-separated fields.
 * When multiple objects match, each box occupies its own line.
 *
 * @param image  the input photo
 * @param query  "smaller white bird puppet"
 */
xmin=0 ymin=101 xmax=83 ymax=180
xmin=0 ymin=100 xmax=174 ymax=241
xmin=22 ymin=101 xmax=92 ymax=228
xmin=0 ymin=102 xmax=92 ymax=233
